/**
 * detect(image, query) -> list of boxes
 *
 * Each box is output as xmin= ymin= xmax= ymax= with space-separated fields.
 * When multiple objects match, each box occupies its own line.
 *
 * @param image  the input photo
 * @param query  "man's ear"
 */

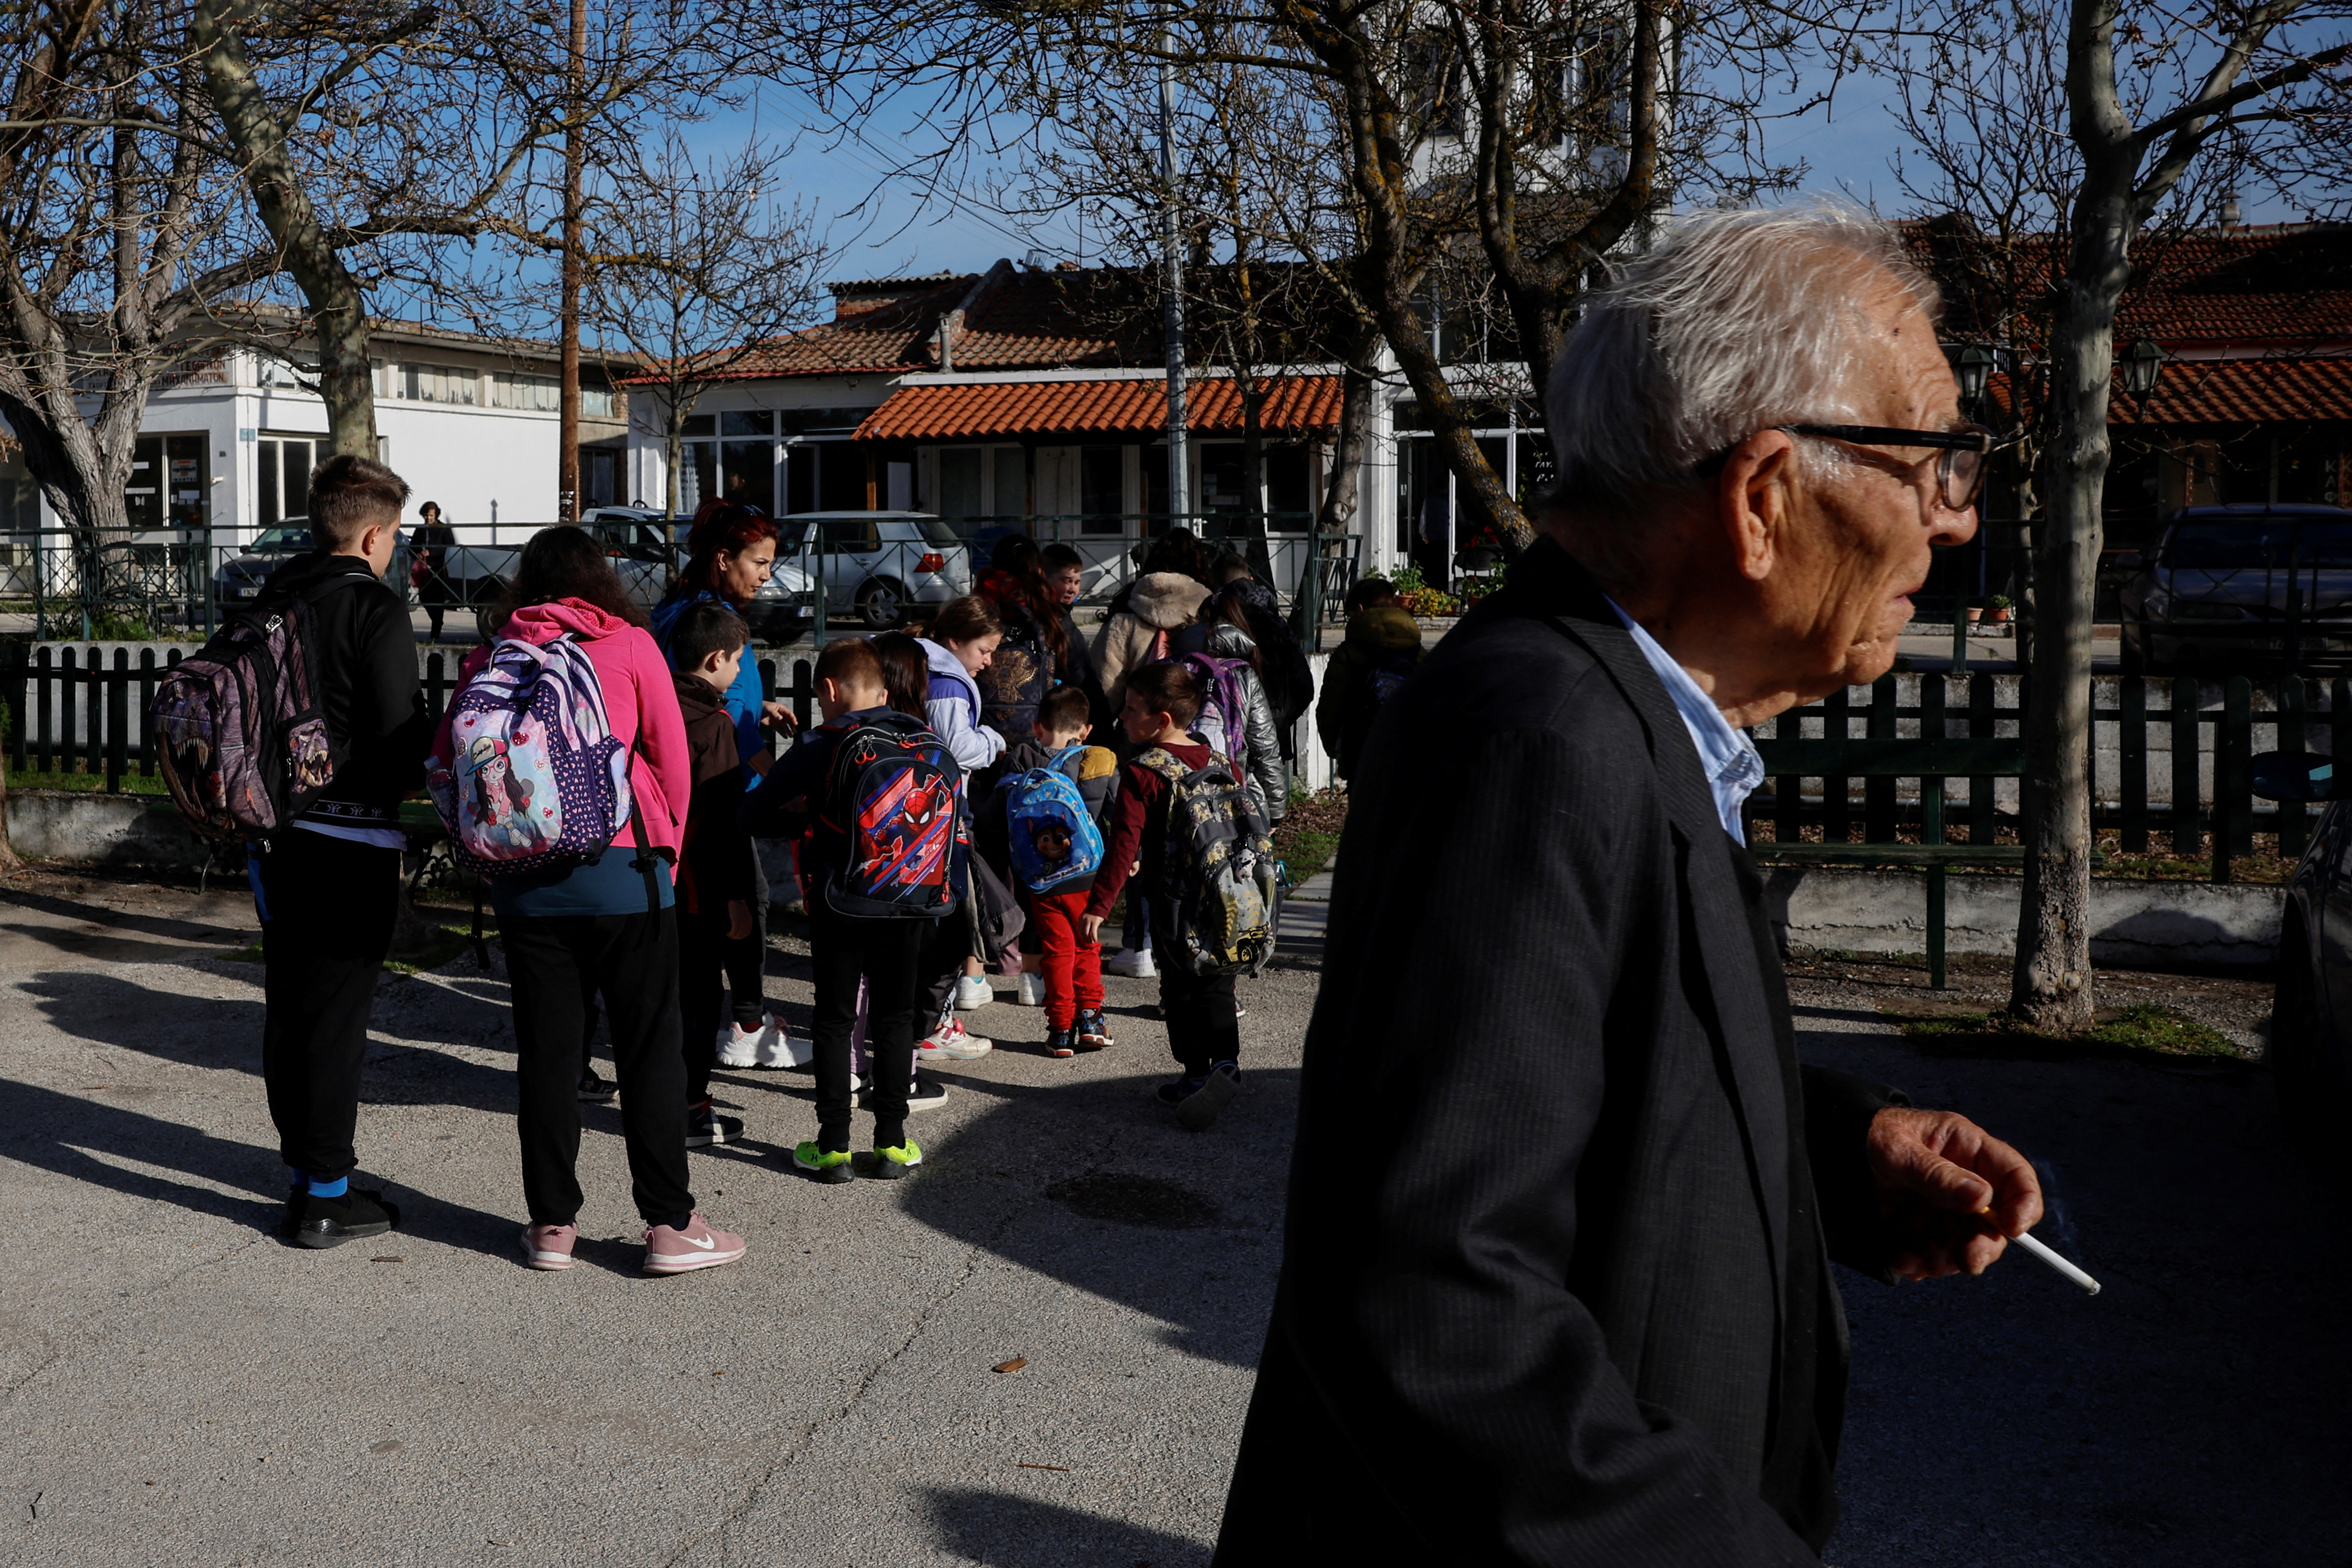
xmin=1719 ymin=430 xmax=1802 ymax=584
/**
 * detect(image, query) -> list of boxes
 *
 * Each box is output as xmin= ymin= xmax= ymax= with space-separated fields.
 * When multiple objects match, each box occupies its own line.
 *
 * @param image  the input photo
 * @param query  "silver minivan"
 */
xmin=773 ymin=511 xmax=975 ymax=628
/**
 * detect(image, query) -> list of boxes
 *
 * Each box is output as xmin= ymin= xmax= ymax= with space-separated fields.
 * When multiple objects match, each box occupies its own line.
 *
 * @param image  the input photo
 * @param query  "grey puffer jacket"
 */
xmin=1169 ymin=620 xmax=1287 ymax=824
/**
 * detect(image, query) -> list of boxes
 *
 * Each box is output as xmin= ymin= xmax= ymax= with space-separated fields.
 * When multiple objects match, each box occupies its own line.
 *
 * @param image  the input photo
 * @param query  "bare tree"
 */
xmin=1878 ymin=0 xmax=2352 ymax=1030
xmin=582 ymin=129 xmax=826 ymax=532
xmin=0 ymin=0 xmax=278 ymax=568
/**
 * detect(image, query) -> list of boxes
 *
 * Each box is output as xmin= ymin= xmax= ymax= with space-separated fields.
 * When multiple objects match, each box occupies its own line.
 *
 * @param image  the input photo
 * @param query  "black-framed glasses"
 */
xmin=1696 ymin=423 xmax=1998 ymax=511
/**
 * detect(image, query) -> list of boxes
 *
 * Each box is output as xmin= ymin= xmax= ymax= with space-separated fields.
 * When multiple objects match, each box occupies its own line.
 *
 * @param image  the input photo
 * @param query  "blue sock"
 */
xmin=306 ymin=1176 xmax=349 ymax=1199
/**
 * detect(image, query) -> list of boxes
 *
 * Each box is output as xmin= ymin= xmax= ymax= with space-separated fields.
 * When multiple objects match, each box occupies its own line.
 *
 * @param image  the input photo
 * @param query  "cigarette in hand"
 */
xmin=2005 ymin=1227 xmax=2102 ymax=1296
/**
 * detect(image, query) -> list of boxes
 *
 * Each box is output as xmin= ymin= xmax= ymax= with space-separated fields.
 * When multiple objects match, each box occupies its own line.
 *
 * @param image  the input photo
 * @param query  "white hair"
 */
xmin=1545 ymin=199 xmax=1941 ymax=521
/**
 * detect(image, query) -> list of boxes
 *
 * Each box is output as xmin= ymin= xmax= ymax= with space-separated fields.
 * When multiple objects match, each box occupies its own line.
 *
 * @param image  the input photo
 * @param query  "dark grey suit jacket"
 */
xmin=1214 ymin=539 xmax=1900 ymax=1566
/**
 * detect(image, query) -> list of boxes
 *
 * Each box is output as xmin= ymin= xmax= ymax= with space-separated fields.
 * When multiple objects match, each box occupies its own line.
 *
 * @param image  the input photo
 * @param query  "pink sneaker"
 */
xmin=916 ymin=1016 xmax=993 ymax=1061
xmin=642 ymin=1213 xmax=746 ymax=1276
xmin=520 ymin=1222 xmax=577 ymax=1271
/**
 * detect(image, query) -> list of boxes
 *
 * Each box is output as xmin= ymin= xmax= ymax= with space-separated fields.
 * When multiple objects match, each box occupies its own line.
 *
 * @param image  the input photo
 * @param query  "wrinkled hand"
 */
xmin=1866 ymin=1106 xmax=2043 ymax=1281
xmin=726 ymin=898 xmax=754 ymax=942
xmin=1079 ymin=913 xmax=1105 ymax=946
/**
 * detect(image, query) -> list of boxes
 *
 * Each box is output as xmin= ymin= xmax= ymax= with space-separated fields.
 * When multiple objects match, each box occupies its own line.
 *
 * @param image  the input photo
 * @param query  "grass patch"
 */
xmin=1274 ymin=787 xmax=1348 ymax=886
xmin=8 ymin=769 xmax=170 ymax=796
xmin=218 ymin=940 xmax=264 ymax=964
xmin=385 ymin=926 xmax=475 ymax=975
xmin=1886 ymin=1001 xmax=2245 ymax=1062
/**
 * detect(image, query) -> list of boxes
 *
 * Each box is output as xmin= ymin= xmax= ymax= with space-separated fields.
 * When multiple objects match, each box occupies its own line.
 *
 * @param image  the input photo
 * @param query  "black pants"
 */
xmin=1154 ymin=915 xmax=1240 ymax=1076
xmin=917 ymin=897 xmax=975 ymax=1032
xmin=502 ymin=907 xmax=694 ymax=1230
xmin=676 ymin=906 xmax=729 ymax=1103
xmin=809 ymin=904 xmax=923 ymax=1152
xmin=718 ymin=850 xmax=768 ymax=1029
xmin=258 ymin=831 xmax=401 ymax=1183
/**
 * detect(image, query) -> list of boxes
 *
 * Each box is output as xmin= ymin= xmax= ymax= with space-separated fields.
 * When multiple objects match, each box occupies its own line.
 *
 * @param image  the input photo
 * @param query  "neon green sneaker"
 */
xmin=792 ymin=1142 xmax=854 ymax=1184
xmin=869 ymin=1140 xmax=923 ymax=1180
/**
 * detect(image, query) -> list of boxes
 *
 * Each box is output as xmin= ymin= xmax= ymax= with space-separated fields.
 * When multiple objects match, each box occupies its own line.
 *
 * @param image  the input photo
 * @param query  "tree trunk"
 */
xmin=193 ymin=0 xmax=376 ymax=458
xmin=1316 ymin=347 xmax=1376 ymax=537
xmin=2010 ymin=185 xmax=2132 ymax=1031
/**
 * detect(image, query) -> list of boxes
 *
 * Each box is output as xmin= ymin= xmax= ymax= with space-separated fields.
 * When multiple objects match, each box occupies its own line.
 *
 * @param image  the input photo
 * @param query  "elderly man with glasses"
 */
xmin=1214 ymin=203 xmax=2043 ymax=1566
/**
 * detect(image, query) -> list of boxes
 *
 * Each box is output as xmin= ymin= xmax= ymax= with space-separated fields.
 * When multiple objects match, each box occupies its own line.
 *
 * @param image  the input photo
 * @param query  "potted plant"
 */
xmin=1986 ymin=594 xmax=2014 ymax=624
xmin=1965 ymin=601 xmax=1985 ymax=624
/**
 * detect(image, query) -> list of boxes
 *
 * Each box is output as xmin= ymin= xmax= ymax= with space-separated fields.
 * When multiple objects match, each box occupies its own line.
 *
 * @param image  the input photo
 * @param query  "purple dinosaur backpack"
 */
xmin=426 ymin=634 xmax=633 ymax=880
xmin=152 ymin=588 xmax=340 ymax=841
xmin=1178 ymin=652 xmax=1252 ymax=764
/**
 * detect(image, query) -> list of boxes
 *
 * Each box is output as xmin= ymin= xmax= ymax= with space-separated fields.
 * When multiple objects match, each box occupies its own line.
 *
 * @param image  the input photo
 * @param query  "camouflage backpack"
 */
xmin=1134 ymin=746 xmax=1278 ymax=978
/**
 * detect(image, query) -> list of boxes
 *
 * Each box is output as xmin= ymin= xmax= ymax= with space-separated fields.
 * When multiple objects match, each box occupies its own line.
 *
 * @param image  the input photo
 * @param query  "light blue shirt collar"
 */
xmin=1606 ymin=598 xmax=1763 ymax=842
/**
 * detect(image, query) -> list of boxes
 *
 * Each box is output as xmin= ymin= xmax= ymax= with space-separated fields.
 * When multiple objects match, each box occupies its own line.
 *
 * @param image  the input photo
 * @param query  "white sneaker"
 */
xmin=1014 ymin=972 xmax=1045 ymax=1007
xmin=1104 ymin=947 xmax=1157 ymax=979
xmin=954 ymin=973 xmax=993 ymax=1010
xmin=917 ymin=1016 xmax=994 ymax=1061
xmin=753 ymin=1013 xmax=810 ymax=1068
xmin=714 ymin=1021 xmax=762 ymax=1069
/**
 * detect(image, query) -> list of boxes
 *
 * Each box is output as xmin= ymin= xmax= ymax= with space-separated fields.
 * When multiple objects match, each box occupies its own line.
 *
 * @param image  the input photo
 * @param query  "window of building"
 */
xmin=582 ymin=385 xmax=615 ymax=419
xmin=258 ymin=358 xmax=319 ymax=390
xmin=994 ymin=445 xmax=1026 ymax=519
xmin=490 ymin=370 xmax=560 ymax=412
xmin=937 ymin=447 xmax=985 ymax=521
xmin=401 ymin=363 xmax=479 ymax=405
xmin=1080 ymin=446 xmax=1124 ymax=534
xmin=1266 ymin=446 xmax=1312 ymax=524
xmin=257 ymin=435 xmax=320 ymax=526
xmin=721 ymin=438 xmax=775 ymax=515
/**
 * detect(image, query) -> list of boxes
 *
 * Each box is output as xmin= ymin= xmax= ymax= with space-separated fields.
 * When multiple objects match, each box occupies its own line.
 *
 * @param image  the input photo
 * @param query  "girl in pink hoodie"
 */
xmin=429 ymin=527 xmax=745 ymax=1277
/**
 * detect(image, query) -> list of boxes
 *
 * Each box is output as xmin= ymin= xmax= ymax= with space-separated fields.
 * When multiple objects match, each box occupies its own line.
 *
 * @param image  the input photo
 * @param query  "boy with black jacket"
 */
xmin=253 ymin=454 xmax=431 ymax=1247
xmin=1080 ymin=662 xmax=1241 ymax=1130
xmin=981 ymin=685 xmax=1118 ymax=1057
xmin=740 ymin=638 xmax=941 ymax=1181
xmin=668 ymin=601 xmax=775 ymax=1147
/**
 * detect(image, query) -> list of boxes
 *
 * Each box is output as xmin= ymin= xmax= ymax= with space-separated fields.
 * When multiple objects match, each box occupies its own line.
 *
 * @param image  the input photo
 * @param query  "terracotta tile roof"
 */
xmin=2125 ymin=356 xmax=2352 ymax=424
xmin=1985 ymin=355 xmax=2352 ymax=424
xmin=854 ymin=376 xmax=1346 ymax=441
xmin=621 ymin=260 xmax=1354 ymax=387
xmin=1907 ymin=220 xmax=2352 ymax=352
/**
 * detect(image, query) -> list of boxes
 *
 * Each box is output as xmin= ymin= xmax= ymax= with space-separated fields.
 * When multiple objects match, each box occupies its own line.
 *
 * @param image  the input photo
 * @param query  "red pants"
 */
xmin=1029 ymin=887 xmax=1103 ymax=1029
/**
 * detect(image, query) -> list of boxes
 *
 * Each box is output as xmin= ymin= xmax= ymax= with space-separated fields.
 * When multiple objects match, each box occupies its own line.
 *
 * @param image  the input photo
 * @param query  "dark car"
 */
xmin=214 ymin=519 xmax=414 ymax=610
xmin=2253 ymin=752 xmax=2352 ymax=1143
xmin=2118 ymin=503 xmax=2352 ymax=675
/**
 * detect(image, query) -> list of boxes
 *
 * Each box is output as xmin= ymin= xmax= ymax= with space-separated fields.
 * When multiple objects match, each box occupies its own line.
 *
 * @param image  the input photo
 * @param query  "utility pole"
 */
xmin=557 ymin=0 xmax=586 ymax=524
xmin=1158 ymin=29 xmax=1188 ymax=526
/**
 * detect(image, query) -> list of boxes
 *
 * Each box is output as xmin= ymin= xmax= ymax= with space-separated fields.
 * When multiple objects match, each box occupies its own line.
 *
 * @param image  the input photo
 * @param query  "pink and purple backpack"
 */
xmin=427 ymin=635 xmax=633 ymax=880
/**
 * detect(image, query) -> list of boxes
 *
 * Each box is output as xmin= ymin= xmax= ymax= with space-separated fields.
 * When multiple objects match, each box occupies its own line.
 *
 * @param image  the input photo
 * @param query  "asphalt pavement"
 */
xmin=1 ymin=867 xmax=2345 ymax=1565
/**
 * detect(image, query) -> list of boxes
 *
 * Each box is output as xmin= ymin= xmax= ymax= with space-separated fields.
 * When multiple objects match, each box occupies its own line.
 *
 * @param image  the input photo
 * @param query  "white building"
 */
xmin=0 ymin=321 xmax=631 ymax=549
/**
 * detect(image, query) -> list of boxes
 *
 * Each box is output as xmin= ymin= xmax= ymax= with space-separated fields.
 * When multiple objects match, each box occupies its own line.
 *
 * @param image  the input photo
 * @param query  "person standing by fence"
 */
xmin=252 ymin=455 xmax=430 ymax=1249
xmin=410 ymin=502 xmax=459 ymax=642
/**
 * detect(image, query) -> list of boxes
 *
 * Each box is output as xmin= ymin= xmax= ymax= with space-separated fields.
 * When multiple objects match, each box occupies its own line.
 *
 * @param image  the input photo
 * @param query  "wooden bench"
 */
xmin=1747 ymin=736 xmax=2098 ymax=989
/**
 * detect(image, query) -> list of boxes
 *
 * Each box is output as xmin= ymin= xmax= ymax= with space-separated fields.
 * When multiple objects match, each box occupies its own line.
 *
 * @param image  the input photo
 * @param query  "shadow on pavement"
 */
xmin=17 ymin=968 xmax=519 ymax=1115
xmin=898 ymin=1067 xmax=1298 ymax=1371
xmin=920 ymin=1485 xmax=1209 ymax=1567
xmin=0 ymin=1077 xmax=514 ymax=1256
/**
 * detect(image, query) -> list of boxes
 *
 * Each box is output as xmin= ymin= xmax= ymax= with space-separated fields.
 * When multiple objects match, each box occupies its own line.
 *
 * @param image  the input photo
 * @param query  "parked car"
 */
xmin=2251 ymin=751 xmax=2352 ymax=1146
xmin=433 ymin=509 xmax=811 ymax=644
xmin=773 ymin=511 xmax=974 ymax=628
xmin=213 ymin=519 xmax=413 ymax=606
xmin=2117 ymin=503 xmax=2352 ymax=675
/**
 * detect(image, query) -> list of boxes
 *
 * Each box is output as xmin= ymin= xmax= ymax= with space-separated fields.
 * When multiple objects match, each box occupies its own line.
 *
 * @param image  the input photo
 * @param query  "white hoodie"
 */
xmin=920 ymin=637 xmax=1006 ymax=771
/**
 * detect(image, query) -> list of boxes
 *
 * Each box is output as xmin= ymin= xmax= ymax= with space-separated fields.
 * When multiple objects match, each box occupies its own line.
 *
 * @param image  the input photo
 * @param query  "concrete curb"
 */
xmin=1764 ymin=864 xmax=2282 ymax=967
xmin=5 ymin=791 xmax=220 ymax=870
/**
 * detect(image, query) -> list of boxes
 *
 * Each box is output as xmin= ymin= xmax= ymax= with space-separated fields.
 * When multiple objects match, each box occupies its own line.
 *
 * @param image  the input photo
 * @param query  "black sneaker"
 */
xmin=685 ymin=1100 xmax=739 ymax=1147
xmin=288 ymin=1187 xmax=399 ymax=1249
xmin=1076 ymin=1008 xmax=1112 ymax=1050
xmin=577 ymin=1070 xmax=618 ymax=1104
xmin=861 ymin=1071 xmax=951 ymax=1112
xmin=1167 ymin=1062 xmax=1240 ymax=1132
xmin=1046 ymin=1025 xmax=1077 ymax=1058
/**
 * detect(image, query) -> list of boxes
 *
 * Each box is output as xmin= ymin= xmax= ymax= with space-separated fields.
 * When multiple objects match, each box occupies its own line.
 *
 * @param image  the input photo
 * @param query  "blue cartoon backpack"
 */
xmin=1004 ymin=744 xmax=1105 ymax=893
xmin=819 ymin=713 xmax=964 ymax=918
